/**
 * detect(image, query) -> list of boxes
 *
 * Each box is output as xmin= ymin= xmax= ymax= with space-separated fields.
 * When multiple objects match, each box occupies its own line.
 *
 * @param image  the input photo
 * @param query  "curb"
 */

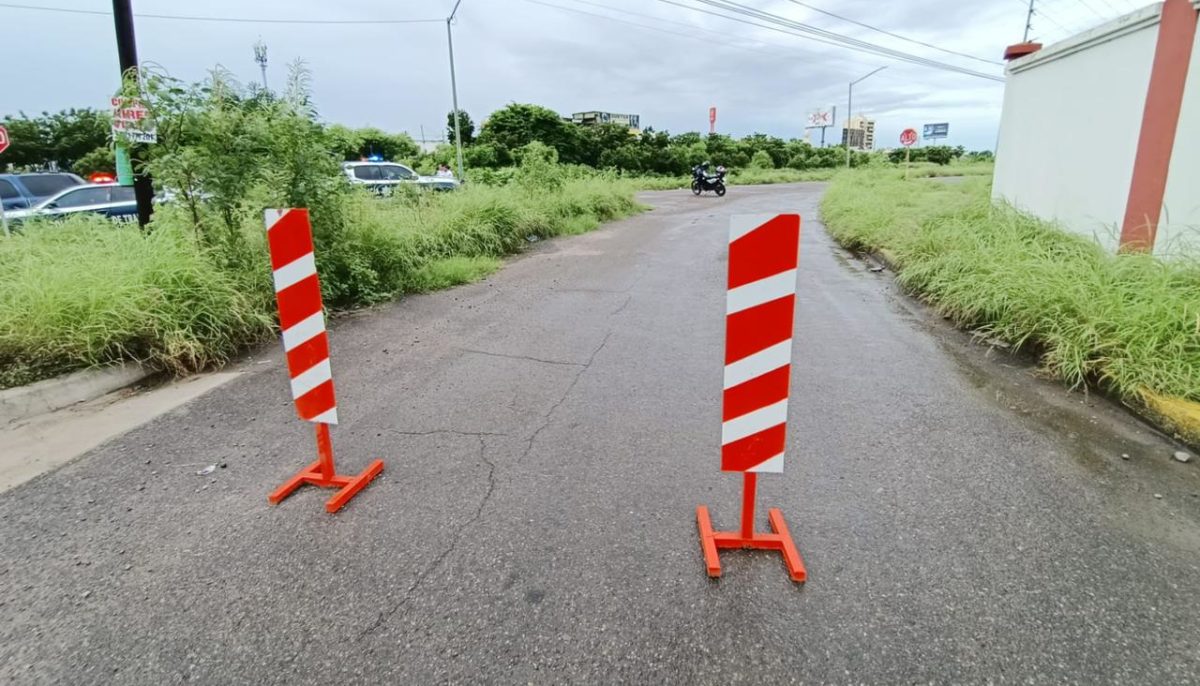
xmin=1140 ymin=390 xmax=1200 ymax=448
xmin=0 ymin=363 xmax=154 ymax=426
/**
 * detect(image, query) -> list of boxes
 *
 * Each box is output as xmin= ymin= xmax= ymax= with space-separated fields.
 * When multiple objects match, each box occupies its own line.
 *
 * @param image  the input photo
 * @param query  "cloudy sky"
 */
xmin=3 ymin=0 xmax=1145 ymax=151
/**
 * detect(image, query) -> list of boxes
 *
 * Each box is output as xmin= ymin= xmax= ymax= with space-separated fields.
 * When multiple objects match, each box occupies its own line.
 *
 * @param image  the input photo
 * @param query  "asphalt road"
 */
xmin=3 ymin=183 xmax=1199 ymax=685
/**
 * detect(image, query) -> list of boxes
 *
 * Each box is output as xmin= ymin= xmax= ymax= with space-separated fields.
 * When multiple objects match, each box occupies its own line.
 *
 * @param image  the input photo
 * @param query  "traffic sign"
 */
xmin=111 ymin=96 xmax=157 ymax=144
xmin=0 ymin=125 xmax=9 ymax=155
xmin=900 ymin=128 xmax=918 ymax=147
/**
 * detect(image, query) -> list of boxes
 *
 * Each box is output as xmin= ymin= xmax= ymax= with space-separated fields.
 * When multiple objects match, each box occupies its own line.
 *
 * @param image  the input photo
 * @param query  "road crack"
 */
xmin=517 ymin=331 xmax=612 ymax=465
xmin=611 ymin=295 xmax=632 ymax=316
xmin=357 ymin=332 xmax=611 ymax=641
xmin=457 ymin=348 xmax=586 ymax=367
xmin=356 ymin=434 xmax=497 ymax=642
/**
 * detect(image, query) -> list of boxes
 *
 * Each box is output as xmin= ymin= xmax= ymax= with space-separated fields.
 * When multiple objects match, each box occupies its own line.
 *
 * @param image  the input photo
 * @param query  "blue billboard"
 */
xmin=923 ymin=123 xmax=950 ymax=139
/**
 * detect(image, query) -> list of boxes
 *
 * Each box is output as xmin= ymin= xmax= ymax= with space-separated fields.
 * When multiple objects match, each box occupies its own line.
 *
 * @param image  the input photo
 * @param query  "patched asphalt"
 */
xmin=2 ymin=183 xmax=1199 ymax=685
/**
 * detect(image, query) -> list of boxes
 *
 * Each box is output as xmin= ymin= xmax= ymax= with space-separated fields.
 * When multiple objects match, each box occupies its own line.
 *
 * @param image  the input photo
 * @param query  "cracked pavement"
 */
xmin=2 ymin=184 xmax=1200 ymax=684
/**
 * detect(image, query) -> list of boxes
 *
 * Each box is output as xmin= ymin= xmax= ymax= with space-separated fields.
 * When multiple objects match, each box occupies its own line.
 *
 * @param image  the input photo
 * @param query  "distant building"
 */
xmin=841 ymin=114 xmax=876 ymax=150
xmin=571 ymin=111 xmax=641 ymax=133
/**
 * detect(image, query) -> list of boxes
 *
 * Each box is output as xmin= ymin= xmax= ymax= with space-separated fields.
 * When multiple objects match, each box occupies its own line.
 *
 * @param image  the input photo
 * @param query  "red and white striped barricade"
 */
xmin=696 ymin=214 xmax=807 ymax=582
xmin=263 ymin=208 xmax=384 ymax=513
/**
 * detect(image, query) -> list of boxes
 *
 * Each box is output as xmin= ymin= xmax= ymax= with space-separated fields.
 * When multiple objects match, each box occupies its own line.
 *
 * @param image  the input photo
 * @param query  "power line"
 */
xmin=688 ymin=0 xmax=1006 ymax=80
xmin=0 ymin=2 xmax=443 ymax=24
xmin=782 ymin=0 xmax=1002 ymax=66
xmin=522 ymin=0 xmax=878 ymax=71
xmin=656 ymin=0 xmax=1005 ymax=82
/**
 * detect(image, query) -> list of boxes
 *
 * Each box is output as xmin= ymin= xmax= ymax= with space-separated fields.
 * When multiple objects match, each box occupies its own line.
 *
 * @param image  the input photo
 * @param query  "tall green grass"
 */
xmin=0 ymin=179 xmax=644 ymax=388
xmin=821 ymin=170 xmax=1200 ymax=402
xmin=0 ymin=215 xmax=274 ymax=387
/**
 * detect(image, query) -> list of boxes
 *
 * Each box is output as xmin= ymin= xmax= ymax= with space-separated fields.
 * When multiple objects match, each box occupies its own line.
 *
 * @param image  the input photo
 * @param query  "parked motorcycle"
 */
xmin=691 ymin=165 xmax=727 ymax=196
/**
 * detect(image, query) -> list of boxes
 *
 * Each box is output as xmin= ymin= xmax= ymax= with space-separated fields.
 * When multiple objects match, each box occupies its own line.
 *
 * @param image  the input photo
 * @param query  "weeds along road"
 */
xmin=2 ymin=183 xmax=1199 ymax=685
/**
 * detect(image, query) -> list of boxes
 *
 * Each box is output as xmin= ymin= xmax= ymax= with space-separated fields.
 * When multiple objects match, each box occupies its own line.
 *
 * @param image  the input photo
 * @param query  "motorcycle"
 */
xmin=691 ymin=166 xmax=727 ymax=197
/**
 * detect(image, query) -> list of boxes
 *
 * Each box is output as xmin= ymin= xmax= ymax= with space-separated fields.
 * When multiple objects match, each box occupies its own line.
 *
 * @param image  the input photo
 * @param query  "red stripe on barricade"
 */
xmin=266 ymin=209 xmax=315 ymax=271
xmin=723 ymin=365 xmax=791 ymax=422
xmin=728 ymin=215 xmax=800 ymax=290
xmin=294 ymin=378 xmax=337 ymax=421
xmin=286 ymin=332 xmax=331 ymax=379
xmin=277 ymin=275 xmax=323 ymax=331
xmin=724 ymin=295 xmax=795 ymax=365
xmin=720 ymin=423 xmax=787 ymax=472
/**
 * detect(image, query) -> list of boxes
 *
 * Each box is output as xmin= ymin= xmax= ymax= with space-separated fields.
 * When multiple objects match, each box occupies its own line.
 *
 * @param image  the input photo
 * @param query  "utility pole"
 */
xmin=111 ymin=0 xmax=154 ymax=228
xmin=447 ymin=0 xmax=466 ymax=182
xmin=846 ymin=66 xmax=886 ymax=168
xmin=254 ymin=39 xmax=269 ymax=90
xmin=1023 ymin=0 xmax=1036 ymax=42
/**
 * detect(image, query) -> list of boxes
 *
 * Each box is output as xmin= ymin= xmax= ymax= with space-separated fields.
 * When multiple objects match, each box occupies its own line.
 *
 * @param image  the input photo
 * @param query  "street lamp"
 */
xmin=253 ymin=39 xmax=268 ymax=90
xmin=846 ymin=66 xmax=886 ymax=168
xmin=447 ymin=0 xmax=466 ymax=181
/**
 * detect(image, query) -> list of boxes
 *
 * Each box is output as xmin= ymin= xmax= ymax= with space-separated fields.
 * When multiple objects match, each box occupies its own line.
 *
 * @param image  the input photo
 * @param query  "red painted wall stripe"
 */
xmin=1120 ymin=0 xmax=1198 ymax=251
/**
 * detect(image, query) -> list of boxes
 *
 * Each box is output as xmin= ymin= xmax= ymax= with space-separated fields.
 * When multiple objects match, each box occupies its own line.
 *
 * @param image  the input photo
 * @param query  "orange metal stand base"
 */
xmin=268 ymin=424 xmax=384 ymax=513
xmin=696 ymin=473 xmax=807 ymax=582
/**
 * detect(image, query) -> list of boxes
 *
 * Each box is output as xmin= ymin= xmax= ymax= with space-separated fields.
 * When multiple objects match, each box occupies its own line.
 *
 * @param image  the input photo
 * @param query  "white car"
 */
xmin=341 ymin=161 xmax=459 ymax=193
xmin=4 ymin=183 xmax=138 ymax=224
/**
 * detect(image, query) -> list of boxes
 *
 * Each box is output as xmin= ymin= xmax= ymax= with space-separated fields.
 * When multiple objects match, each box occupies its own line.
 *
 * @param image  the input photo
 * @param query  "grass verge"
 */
xmin=820 ymin=169 xmax=1200 ymax=405
xmin=0 ymin=179 xmax=644 ymax=388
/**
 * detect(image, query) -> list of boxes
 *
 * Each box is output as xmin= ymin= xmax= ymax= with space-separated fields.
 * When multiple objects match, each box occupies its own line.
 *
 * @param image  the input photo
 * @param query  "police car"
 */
xmin=341 ymin=160 xmax=459 ymax=193
xmin=4 ymin=183 xmax=139 ymax=225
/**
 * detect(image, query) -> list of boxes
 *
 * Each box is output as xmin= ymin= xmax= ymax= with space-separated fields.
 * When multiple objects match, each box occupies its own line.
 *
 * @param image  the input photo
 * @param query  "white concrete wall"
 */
xmin=993 ymin=6 xmax=1162 ymax=252
xmin=1160 ymin=8 xmax=1200 ymax=255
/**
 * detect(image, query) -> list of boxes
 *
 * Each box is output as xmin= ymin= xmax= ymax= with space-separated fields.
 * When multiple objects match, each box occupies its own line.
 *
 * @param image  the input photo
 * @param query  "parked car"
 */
xmin=0 ymin=172 xmax=86 ymax=211
xmin=3 ymin=183 xmax=138 ymax=225
xmin=341 ymin=161 xmax=459 ymax=193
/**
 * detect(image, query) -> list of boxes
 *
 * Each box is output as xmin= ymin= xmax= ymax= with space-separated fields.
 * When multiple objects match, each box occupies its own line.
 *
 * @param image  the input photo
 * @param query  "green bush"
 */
xmin=749 ymin=150 xmax=775 ymax=169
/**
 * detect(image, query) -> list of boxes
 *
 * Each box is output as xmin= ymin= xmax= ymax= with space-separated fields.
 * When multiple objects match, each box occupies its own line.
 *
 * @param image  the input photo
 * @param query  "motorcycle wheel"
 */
xmin=691 ymin=181 xmax=702 ymax=196
xmin=715 ymin=183 xmax=726 ymax=197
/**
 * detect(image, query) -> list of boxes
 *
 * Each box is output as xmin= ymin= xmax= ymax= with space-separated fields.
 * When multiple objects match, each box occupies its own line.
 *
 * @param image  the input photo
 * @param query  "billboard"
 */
xmin=923 ymin=122 xmax=949 ymax=139
xmin=806 ymin=109 xmax=834 ymax=128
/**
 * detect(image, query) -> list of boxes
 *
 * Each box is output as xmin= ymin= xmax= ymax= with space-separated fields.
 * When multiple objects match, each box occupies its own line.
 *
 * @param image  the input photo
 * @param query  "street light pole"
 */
xmin=846 ymin=66 xmax=886 ymax=169
xmin=111 ymin=0 xmax=154 ymax=228
xmin=447 ymin=0 xmax=466 ymax=181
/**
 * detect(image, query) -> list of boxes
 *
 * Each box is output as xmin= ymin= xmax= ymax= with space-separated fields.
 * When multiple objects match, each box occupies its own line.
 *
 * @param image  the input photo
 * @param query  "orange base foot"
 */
xmin=696 ymin=505 xmax=807 ymax=582
xmin=268 ymin=459 xmax=384 ymax=513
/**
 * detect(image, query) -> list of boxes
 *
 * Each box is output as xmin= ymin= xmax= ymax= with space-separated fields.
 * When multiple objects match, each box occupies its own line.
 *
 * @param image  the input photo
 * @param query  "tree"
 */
xmin=925 ymin=145 xmax=953 ymax=165
xmin=477 ymin=103 xmax=577 ymax=162
xmin=748 ymin=150 xmax=775 ymax=169
xmin=356 ymin=127 xmax=419 ymax=162
xmin=446 ymin=109 xmax=475 ymax=146
xmin=71 ymin=146 xmax=116 ymax=176
xmin=0 ymin=109 xmax=110 ymax=172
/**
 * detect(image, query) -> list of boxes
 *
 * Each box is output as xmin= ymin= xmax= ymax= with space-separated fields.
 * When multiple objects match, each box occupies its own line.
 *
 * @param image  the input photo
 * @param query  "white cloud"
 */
xmin=0 ymin=0 xmax=1144 ymax=150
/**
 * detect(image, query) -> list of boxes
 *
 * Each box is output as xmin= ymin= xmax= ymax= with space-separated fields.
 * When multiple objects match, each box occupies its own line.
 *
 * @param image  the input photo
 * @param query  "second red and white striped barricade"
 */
xmin=263 ymin=208 xmax=384 ymax=513
xmin=696 ymin=213 xmax=807 ymax=582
